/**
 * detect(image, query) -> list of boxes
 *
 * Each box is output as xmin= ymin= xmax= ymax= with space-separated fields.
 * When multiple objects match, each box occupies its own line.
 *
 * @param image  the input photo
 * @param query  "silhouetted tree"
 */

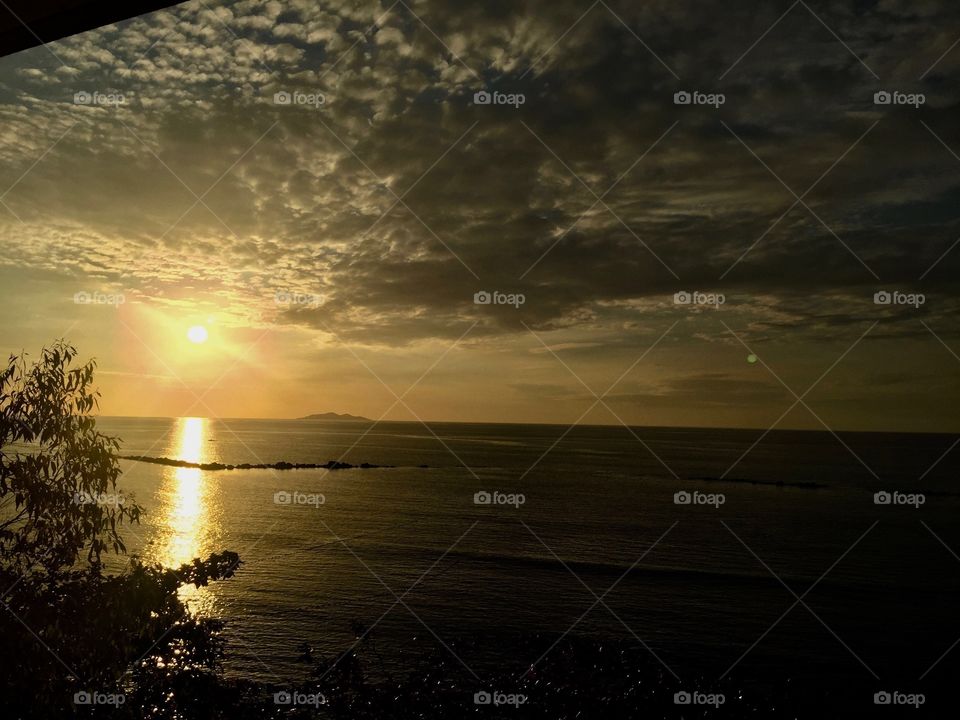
xmin=0 ymin=341 xmax=141 ymax=575
xmin=0 ymin=343 xmax=242 ymax=718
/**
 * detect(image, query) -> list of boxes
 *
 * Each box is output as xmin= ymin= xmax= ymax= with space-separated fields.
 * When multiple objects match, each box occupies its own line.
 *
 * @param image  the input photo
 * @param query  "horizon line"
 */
xmin=93 ymin=415 xmax=960 ymax=436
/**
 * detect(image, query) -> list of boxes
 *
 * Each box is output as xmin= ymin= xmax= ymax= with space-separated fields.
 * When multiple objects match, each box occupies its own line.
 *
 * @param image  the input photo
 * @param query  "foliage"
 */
xmin=0 ymin=343 xmax=242 ymax=718
xmin=0 ymin=342 xmax=142 ymax=575
xmin=0 ymin=554 xmax=241 ymax=717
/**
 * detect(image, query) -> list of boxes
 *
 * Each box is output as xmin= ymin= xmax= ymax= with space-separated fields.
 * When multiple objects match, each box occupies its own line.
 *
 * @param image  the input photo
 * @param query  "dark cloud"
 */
xmin=1 ymin=0 xmax=959 ymax=428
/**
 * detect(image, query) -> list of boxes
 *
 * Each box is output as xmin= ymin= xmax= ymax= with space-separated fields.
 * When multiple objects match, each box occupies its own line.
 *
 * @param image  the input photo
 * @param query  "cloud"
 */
xmin=0 ymin=0 xmax=959 ymax=428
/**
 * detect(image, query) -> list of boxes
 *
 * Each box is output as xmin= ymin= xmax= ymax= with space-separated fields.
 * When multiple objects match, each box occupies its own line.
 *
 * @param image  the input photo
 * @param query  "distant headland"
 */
xmin=297 ymin=412 xmax=373 ymax=422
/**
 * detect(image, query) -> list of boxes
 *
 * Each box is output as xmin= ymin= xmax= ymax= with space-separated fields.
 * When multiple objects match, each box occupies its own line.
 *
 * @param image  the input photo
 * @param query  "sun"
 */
xmin=186 ymin=325 xmax=209 ymax=344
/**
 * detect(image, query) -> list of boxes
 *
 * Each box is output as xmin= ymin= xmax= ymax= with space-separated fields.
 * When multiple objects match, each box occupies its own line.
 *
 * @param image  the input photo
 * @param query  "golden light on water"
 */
xmin=164 ymin=416 xmax=204 ymax=566
xmin=157 ymin=417 xmax=221 ymax=609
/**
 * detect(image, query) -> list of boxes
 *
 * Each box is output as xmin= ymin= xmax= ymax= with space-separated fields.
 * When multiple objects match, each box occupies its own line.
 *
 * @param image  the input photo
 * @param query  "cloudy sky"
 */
xmin=1 ymin=0 xmax=959 ymax=431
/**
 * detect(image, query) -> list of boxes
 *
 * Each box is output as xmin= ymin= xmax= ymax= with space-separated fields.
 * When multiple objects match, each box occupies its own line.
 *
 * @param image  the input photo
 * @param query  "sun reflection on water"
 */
xmin=157 ymin=417 xmax=220 ymax=610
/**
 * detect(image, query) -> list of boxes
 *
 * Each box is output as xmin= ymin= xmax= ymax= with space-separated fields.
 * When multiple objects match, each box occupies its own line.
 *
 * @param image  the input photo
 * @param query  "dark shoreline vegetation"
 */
xmin=129 ymin=631 xmax=931 ymax=719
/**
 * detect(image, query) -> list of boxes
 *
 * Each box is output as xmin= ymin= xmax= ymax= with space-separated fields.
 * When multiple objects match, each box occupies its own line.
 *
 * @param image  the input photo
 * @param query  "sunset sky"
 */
xmin=1 ymin=0 xmax=959 ymax=431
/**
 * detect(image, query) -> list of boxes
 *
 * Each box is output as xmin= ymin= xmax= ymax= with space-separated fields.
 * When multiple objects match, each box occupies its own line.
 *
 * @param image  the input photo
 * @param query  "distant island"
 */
xmin=297 ymin=412 xmax=373 ymax=422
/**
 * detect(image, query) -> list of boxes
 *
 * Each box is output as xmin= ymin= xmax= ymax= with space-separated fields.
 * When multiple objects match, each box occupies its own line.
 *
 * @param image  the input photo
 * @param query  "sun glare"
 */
xmin=187 ymin=325 xmax=209 ymax=344
xmin=157 ymin=417 xmax=220 ymax=611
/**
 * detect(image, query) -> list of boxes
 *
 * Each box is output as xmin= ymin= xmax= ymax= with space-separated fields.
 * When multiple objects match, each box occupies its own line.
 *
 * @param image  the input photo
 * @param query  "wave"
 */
xmin=690 ymin=476 xmax=825 ymax=489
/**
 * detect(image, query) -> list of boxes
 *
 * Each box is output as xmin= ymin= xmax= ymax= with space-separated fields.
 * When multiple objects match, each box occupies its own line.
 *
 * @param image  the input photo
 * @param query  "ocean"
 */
xmin=97 ymin=416 xmax=960 ymax=692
